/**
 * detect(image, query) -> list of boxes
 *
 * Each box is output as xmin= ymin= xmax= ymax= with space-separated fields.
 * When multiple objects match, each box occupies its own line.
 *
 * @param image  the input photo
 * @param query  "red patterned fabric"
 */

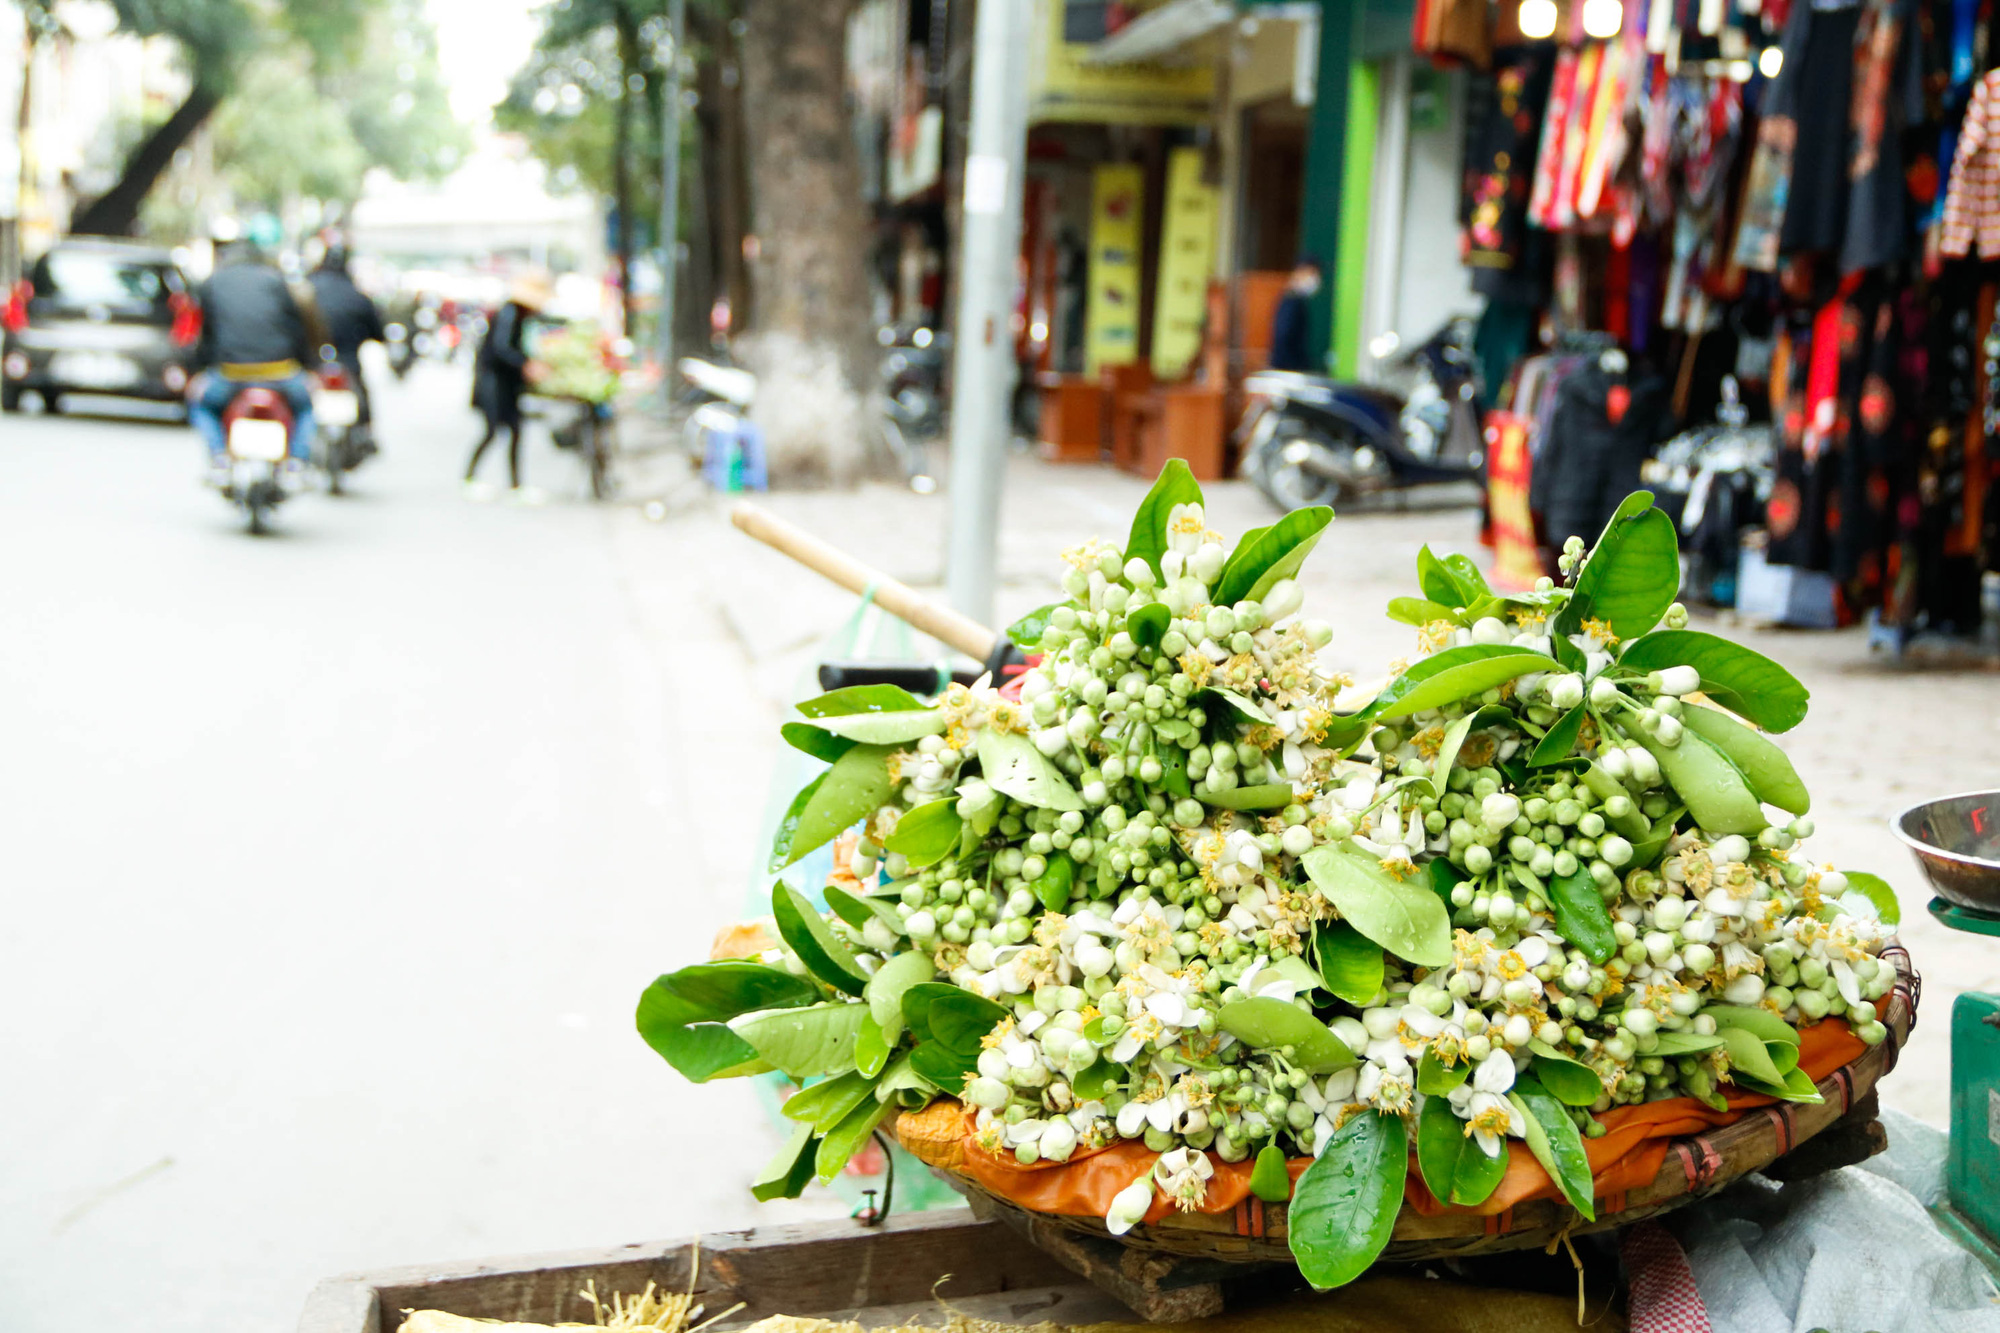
xmin=1623 ymin=1221 xmax=1714 ymax=1333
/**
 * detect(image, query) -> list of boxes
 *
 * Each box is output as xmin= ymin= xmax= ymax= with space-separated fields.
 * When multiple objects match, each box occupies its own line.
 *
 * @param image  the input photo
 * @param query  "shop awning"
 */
xmin=1078 ymin=0 xmax=1235 ymax=66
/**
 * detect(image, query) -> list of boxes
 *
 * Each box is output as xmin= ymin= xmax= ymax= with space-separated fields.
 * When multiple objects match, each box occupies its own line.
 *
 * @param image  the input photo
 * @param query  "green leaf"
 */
xmin=902 ymin=983 xmax=1009 ymax=1055
xmin=1442 ymin=552 xmax=1492 ymax=601
xmin=1768 ymin=1040 xmax=1800 ymax=1076
xmin=1204 ymin=782 xmax=1293 ymax=811
xmin=808 ymin=709 xmax=946 ymax=745
xmin=1841 ymin=871 xmax=1902 ymax=927
xmin=782 ymin=1070 xmax=879 ymax=1132
xmin=1777 ymin=1066 xmax=1825 ymax=1103
xmin=771 ymin=744 xmax=895 ymax=870
xmin=1316 ymin=921 xmax=1386 ymax=1007
xmin=1430 ymin=704 xmax=1517 ymax=796
xmin=1387 ymin=596 xmax=1459 ymax=627
xmin=1159 ymin=742 xmax=1192 ymax=798
xmin=1529 ymin=1041 xmax=1605 ymax=1107
xmin=1204 ymin=686 xmax=1272 ymax=724
xmin=773 ymin=883 xmax=869 ymax=996
xmin=1250 ymin=1143 xmax=1293 ymax=1202
xmin=1125 ymin=458 xmax=1204 ymax=580
xmin=1300 ymin=846 xmax=1452 ymax=968
xmin=885 ymin=798 xmax=963 ymax=868
xmin=1073 ymin=1059 xmax=1118 ymax=1102
xmin=875 ymin=1050 xmax=938 ymax=1107
xmin=635 ymin=961 xmax=820 ymax=1082
xmin=1647 ymin=1030 xmax=1725 ymax=1056
xmin=1288 ymin=1111 xmax=1407 ymax=1290
xmin=1628 ymin=805 xmax=1683 ymax=870
xmin=1720 ymin=1025 xmax=1784 ymax=1086
xmin=797 ymin=684 xmax=930 ymax=718
xmin=1705 ymin=1005 xmax=1801 ymax=1047
xmin=824 ymin=885 xmax=906 ymax=941
xmin=752 ymin=1123 xmax=821 ymax=1201
xmin=1032 ymin=850 xmax=1076 ymax=911
xmin=1007 ymin=601 xmax=1065 ymax=650
xmin=816 ymin=1095 xmax=895 ymax=1182
xmin=1417 ymin=545 xmax=1469 ymax=608
xmin=1127 ymin=602 xmax=1171 ymax=651
xmin=1417 ymin=1048 xmax=1469 ymax=1096
xmin=1216 ymin=997 xmax=1357 ymax=1073
xmin=908 ymin=1039 xmax=977 ymax=1089
xmin=975 ymin=729 xmax=1083 ymax=811
xmin=734 ymin=1002 xmax=872 ymax=1080
xmin=853 ymin=1016 xmax=891 ymax=1077
xmin=1547 ymin=867 xmax=1616 ymax=965
xmin=864 ymin=950 xmax=936 ymax=1039
xmin=1554 ymin=492 xmax=1680 ymax=642
xmin=1530 ymin=704 xmax=1587 ymax=767
xmin=1615 ymin=630 xmax=1810 ymax=733
xmin=1359 ymin=645 xmax=1554 ymax=723
xmin=780 ymin=722 xmax=857 ymax=763
xmin=770 ymin=775 xmax=827 ymax=874
xmin=1416 ymin=1095 xmax=1506 ymax=1208
xmin=1214 ymin=506 xmax=1335 ymax=606
xmin=1511 ymin=1082 xmax=1595 ymax=1220
xmin=1427 ymin=858 xmax=1467 ymax=907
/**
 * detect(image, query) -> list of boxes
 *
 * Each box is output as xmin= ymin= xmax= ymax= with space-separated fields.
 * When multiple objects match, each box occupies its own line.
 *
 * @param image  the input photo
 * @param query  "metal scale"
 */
xmin=1897 ymin=792 xmax=2000 ymax=1258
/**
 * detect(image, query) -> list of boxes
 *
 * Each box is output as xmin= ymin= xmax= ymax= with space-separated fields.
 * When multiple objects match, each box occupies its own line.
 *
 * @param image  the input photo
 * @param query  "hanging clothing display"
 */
xmin=1449 ymin=0 xmax=2000 ymax=647
xmin=1463 ymin=51 xmax=1558 ymax=272
xmin=1941 ymin=69 xmax=2000 ymax=256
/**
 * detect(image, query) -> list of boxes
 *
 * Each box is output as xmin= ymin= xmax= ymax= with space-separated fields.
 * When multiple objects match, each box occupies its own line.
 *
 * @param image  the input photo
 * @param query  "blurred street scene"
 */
xmin=5 ymin=0 xmax=2000 ymax=1329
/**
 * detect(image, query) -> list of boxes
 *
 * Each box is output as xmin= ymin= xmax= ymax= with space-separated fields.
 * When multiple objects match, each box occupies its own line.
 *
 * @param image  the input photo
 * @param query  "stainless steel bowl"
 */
xmin=1893 ymin=791 xmax=2000 ymax=913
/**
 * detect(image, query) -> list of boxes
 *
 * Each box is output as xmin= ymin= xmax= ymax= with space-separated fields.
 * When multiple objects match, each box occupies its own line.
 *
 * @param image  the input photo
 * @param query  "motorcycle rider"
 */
xmin=188 ymin=217 xmax=319 ymax=484
xmin=307 ymin=242 xmax=386 ymax=438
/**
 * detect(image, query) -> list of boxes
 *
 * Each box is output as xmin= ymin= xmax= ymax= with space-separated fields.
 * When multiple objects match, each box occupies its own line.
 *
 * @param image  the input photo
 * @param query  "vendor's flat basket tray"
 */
xmin=897 ymin=946 xmax=1917 ymax=1266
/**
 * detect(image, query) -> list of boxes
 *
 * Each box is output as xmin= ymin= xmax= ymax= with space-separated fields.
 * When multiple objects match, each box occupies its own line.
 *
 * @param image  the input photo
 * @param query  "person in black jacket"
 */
xmin=188 ymin=238 xmax=319 ymax=476
xmin=307 ymin=245 xmax=386 ymax=428
xmin=1267 ymin=256 xmax=1323 ymax=374
xmin=464 ymin=271 xmax=551 ymax=497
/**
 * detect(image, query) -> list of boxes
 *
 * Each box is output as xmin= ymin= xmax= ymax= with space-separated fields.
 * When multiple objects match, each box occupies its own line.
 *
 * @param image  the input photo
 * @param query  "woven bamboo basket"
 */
xmin=897 ymin=945 xmax=1918 ymax=1265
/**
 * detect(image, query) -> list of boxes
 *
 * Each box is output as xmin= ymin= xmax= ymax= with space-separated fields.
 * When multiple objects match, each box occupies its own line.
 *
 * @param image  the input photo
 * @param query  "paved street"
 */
xmin=1 ymin=365 xmax=1993 ymax=1331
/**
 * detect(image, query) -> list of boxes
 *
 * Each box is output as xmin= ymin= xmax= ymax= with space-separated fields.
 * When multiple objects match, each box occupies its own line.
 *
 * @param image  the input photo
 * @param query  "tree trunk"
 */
xmin=611 ymin=8 xmax=641 ymax=340
xmin=71 ymin=80 xmax=221 ymax=237
xmin=711 ymin=14 xmax=752 ymax=335
xmin=737 ymin=0 xmax=874 ymax=392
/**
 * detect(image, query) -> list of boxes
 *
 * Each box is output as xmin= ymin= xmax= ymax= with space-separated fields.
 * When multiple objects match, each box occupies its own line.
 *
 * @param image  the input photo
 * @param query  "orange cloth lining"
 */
xmin=955 ymin=1012 xmax=1870 ymax=1227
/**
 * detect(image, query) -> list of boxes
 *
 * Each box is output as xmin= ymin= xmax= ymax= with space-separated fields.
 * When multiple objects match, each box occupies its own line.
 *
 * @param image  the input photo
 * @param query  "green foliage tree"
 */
xmin=70 ymin=0 xmax=384 ymax=236
xmin=497 ymin=0 xmax=677 ymax=336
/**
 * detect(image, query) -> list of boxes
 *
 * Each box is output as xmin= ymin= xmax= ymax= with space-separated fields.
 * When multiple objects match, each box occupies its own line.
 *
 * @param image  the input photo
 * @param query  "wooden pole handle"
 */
xmin=729 ymin=502 xmax=999 ymax=662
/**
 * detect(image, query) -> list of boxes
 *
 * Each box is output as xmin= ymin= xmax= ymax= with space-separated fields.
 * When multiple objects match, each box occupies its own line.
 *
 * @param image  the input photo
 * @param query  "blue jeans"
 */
xmin=190 ymin=371 xmax=316 ymax=461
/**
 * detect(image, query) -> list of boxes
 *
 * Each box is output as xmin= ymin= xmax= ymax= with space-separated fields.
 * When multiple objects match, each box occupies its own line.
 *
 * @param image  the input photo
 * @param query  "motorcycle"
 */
xmin=314 ymin=360 xmax=374 ymax=495
xmin=1239 ymin=317 xmax=1485 ymax=513
xmin=879 ymin=324 xmax=947 ymax=439
xmin=219 ymin=387 xmax=297 ymax=534
xmin=875 ymin=324 xmax=944 ymax=493
xmin=384 ymin=321 xmax=416 ymax=379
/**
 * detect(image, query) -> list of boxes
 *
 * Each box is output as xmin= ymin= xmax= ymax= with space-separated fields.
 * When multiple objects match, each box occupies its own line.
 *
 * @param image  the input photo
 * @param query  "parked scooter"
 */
xmin=879 ymin=323 xmax=947 ymax=439
xmin=219 ymin=387 xmax=298 ymax=534
xmin=1239 ymin=317 xmax=1485 ymax=512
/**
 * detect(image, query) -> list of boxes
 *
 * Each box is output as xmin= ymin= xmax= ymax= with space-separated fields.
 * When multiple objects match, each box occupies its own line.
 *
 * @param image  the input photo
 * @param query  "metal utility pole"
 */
xmin=943 ymin=0 xmax=1032 ymax=632
xmin=656 ymin=0 xmax=687 ymax=403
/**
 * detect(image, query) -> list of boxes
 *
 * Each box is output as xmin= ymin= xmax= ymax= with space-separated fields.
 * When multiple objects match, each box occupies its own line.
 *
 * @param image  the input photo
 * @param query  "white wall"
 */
xmin=1361 ymin=57 xmax=1477 ymax=380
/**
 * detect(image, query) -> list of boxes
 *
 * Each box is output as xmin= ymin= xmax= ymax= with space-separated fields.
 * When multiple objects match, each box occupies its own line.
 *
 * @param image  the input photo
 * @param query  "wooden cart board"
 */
xmin=297 ymin=1210 xmax=1141 ymax=1333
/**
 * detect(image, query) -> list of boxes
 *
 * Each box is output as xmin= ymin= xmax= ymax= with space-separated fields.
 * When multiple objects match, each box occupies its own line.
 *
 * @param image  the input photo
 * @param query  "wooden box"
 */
xmin=1037 ymin=374 xmax=1106 ymax=464
xmin=1137 ymin=385 xmax=1226 ymax=482
xmin=297 ymin=1210 xmax=1144 ymax=1333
